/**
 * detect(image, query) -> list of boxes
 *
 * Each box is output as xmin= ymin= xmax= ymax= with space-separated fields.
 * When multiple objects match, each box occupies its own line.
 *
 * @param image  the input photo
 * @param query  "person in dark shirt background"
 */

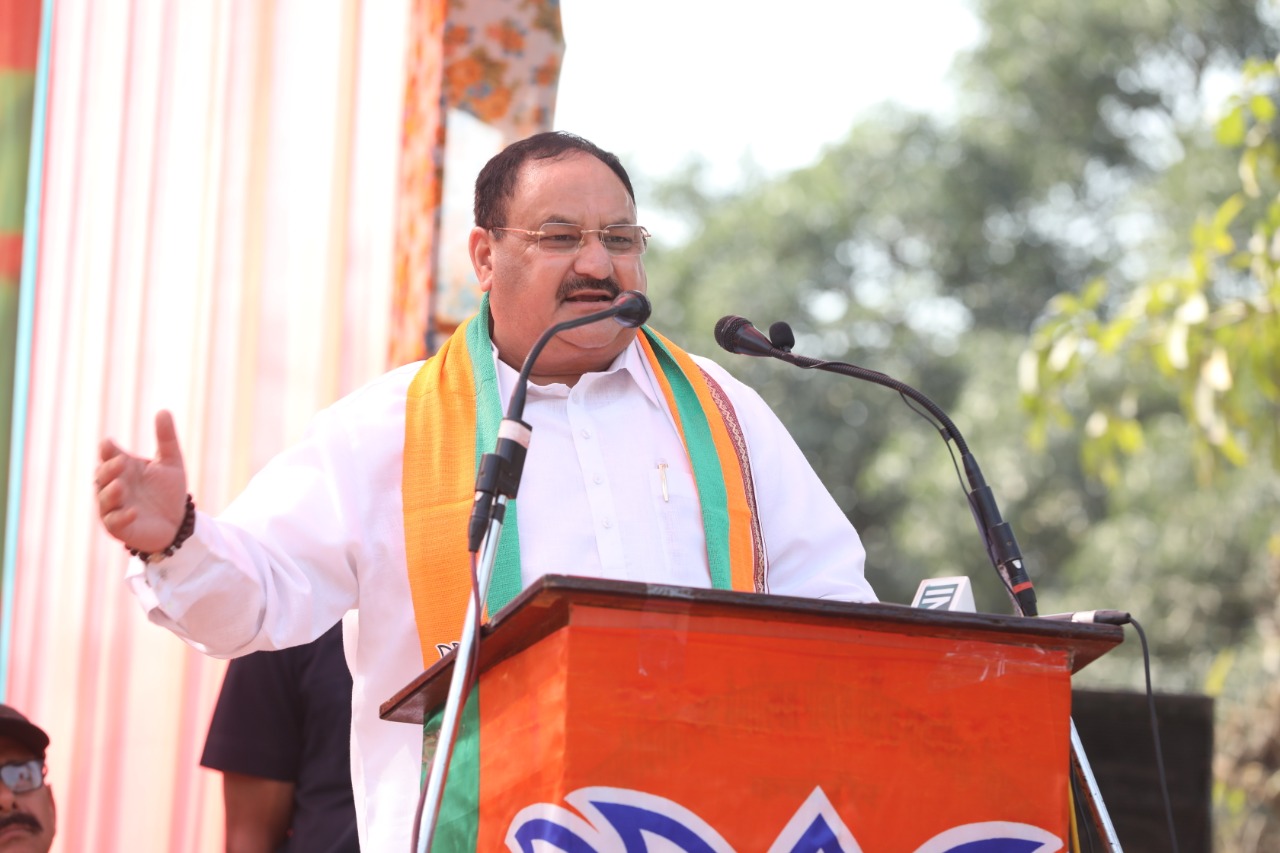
xmin=200 ymin=621 xmax=358 ymax=852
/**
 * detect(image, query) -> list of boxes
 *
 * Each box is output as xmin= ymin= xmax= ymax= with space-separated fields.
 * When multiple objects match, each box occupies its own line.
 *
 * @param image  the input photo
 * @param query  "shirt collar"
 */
xmin=492 ymin=337 xmax=666 ymax=412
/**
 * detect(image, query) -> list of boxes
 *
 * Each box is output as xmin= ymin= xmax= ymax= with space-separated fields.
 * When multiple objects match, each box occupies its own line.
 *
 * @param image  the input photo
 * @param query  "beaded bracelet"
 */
xmin=127 ymin=494 xmax=196 ymax=564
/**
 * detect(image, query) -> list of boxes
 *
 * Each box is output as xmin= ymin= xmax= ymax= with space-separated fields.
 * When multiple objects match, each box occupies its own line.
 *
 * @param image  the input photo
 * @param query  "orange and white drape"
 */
xmin=6 ymin=1 xmax=404 ymax=850
xmin=5 ymin=0 xmax=561 ymax=847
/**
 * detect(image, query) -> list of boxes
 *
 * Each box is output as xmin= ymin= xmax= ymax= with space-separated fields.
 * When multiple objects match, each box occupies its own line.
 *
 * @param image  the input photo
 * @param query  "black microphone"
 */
xmin=467 ymin=291 xmax=652 ymax=552
xmin=713 ymin=315 xmax=778 ymax=357
xmin=714 ymin=313 xmax=1038 ymax=617
xmin=769 ymin=321 xmax=795 ymax=352
xmin=611 ymin=289 xmax=652 ymax=328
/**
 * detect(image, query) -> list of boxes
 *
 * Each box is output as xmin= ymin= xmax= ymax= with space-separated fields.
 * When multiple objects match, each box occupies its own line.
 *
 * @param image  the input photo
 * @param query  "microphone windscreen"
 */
xmin=612 ymin=290 xmax=652 ymax=328
xmin=768 ymin=321 xmax=796 ymax=352
xmin=714 ymin=315 xmax=751 ymax=352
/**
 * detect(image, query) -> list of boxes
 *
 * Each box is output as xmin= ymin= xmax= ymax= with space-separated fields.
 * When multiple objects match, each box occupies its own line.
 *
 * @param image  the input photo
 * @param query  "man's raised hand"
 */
xmin=96 ymin=410 xmax=190 ymax=554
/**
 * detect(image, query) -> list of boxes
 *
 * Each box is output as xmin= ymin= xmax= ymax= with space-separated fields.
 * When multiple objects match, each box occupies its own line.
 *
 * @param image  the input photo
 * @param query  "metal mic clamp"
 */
xmin=961 ymin=453 xmax=1037 ymax=617
xmin=466 ymin=419 xmax=532 ymax=552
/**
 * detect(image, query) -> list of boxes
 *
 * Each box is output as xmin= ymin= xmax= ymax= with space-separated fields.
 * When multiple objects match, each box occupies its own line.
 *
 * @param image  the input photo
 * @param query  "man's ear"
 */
xmin=469 ymin=227 xmax=495 ymax=293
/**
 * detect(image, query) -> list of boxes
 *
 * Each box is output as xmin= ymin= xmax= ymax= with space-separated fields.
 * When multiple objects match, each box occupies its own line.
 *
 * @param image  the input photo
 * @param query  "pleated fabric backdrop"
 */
xmin=3 ymin=0 xmax=564 ymax=846
xmin=4 ymin=1 xmax=411 ymax=849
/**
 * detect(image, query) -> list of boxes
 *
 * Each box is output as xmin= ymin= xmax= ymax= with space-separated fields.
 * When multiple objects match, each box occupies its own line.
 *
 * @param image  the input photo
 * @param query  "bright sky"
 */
xmin=553 ymin=1 xmax=983 ymax=188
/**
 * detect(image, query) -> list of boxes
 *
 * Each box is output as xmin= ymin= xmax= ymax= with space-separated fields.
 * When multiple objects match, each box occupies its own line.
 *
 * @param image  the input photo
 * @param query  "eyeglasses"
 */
xmin=490 ymin=222 xmax=650 ymax=256
xmin=0 ymin=759 xmax=45 ymax=794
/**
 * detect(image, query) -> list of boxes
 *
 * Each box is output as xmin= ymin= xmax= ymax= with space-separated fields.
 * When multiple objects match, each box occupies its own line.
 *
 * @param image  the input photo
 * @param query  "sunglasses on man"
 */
xmin=0 ymin=759 xmax=45 ymax=793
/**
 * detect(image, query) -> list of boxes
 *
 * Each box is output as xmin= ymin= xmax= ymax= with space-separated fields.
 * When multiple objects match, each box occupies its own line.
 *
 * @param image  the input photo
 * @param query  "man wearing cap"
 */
xmin=0 ymin=705 xmax=55 ymax=853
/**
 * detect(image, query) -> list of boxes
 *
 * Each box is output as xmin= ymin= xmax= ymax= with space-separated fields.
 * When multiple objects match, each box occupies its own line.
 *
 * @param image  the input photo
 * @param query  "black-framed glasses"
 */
xmin=0 ymin=759 xmax=45 ymax=794
xmin=490 ymin=222 xmax=650 ymax=256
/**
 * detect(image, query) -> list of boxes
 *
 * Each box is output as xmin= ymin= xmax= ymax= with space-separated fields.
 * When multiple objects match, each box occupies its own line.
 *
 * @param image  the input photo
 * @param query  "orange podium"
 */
xmin=382 ymin=575 xmax=1123 ymax=851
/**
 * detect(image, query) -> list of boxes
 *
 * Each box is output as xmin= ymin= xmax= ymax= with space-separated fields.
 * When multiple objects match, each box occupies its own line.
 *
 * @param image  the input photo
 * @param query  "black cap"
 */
xmin=0 ymin=704 xmax=49 ymax=759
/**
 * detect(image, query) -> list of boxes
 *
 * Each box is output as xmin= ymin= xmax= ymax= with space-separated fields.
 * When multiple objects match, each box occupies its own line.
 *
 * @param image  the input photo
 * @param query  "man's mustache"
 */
xmin=557 ymin=277 xmax=620 ymax=301
xmin=0 ymin=812 xmax=43 ymax=834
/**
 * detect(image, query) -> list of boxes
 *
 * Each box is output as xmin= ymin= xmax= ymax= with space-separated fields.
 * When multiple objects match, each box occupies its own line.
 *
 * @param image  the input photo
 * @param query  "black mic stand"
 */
xmin=722 ymin=316 xmax=1122 ymax=851
xmin=415 ymin=292 xmax=651 ymax=852
xmin=717 ymin=316 xmax=1037 ymax=617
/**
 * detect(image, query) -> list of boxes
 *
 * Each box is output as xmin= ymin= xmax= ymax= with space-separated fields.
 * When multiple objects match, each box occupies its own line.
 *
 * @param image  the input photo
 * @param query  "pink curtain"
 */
xmin=6 ymin=1 xmax=409 ymax=849
xmin=5 ymin=0 xmax=562 ymax=849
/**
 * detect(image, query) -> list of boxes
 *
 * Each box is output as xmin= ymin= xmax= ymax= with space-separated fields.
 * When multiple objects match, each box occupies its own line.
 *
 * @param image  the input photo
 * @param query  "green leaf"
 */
xmin=1212 ymin=194 xmax=1246 ymax=236
xmin=1239 ymin=148 xmax=1260 ymax=197
xmin=1097 ymin=315 xmax=1137 ymax=354
xmin=1249 ymin=93 xmax=1277 ymax=124
xmin=1203 ymin=648 xmax=1236 ymax=697
xmin=1216 ymin=105 xmax=1248 ymax=147
xmin=1080 ymin=277 xmax=1107 ymax=309
xmin=1114 ymin=419 xmax=1145 ymax=454
xmin=1218 ymin=432 xmax=1248 ymax=466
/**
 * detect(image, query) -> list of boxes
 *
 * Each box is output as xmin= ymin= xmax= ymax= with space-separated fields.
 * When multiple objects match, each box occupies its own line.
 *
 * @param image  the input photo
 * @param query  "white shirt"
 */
xmin=127 ymin=338 xmax=874 ymax=851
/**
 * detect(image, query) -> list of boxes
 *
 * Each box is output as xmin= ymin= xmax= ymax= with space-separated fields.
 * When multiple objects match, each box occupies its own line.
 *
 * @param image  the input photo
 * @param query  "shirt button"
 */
xmin=593 ymin=473 xmax=603 ymax=485
xmin=580 ymin=429 xmax=591 ymax=439
xmin=602 ymin=518 xmax=613 ymax=529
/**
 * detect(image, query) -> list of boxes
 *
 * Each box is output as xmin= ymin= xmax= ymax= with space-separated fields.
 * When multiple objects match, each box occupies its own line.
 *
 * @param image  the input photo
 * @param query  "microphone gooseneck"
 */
xmin=509 ymin=290 xmax=651 ymax=421
xmin=467 ymin=291 xmax=652 ymax=552
xmin=435 ymin=289 xmax=656 ymax=853
xmin=714 ymin=313 xmax=1038 ymax=617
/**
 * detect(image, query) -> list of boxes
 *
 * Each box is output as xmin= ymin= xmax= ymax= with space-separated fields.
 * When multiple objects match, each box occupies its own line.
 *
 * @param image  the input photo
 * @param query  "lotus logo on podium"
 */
xmin=395 ymin=578 xmax=1111 ymax=852
xmin=506 ymin=786 xmax=1061 ymax=852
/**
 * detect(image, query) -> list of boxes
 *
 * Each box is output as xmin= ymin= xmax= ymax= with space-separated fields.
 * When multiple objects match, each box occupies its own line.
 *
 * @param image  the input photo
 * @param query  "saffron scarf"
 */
xmin=401 ymin=297 xmax=765 ymax=845
xmin=402 ymin=296 xmax=765 ymax=665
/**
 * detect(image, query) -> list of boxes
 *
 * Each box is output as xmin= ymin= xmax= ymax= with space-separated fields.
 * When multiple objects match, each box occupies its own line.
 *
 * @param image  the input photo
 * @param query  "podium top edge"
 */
xmin=379 ymin=575 xmax=1124 ymax=725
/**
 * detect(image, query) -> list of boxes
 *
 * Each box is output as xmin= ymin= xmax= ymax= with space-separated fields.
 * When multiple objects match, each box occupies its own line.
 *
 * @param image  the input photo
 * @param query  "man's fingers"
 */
xmin=154 ymin=410 xmax=185 ymax=467
xmin=95 ymin=453 xmax=124 ymax=490
xmin=100 ymin=505 xmax=138 ymax=538
xmin=97 ymin=478 xmax=121 ymax=514
xmin=99 ymin=437 xmax=123 ymax=464
xmin=96 ymin=411 xmax=188 ymax=550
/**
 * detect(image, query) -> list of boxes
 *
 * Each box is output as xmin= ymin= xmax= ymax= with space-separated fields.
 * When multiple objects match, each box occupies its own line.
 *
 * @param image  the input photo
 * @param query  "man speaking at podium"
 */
xmin=94 ymin=131 xmax=876 ymax=849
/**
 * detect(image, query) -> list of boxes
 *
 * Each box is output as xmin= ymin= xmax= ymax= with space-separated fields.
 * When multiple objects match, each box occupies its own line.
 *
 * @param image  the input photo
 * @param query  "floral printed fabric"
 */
xmin=443 ymin=0 xmax=563 ymax=140
xmin=390 ymin=0 xmax=564 ymax=363
xmin=390 ymin=0 xmax=448 ymax=366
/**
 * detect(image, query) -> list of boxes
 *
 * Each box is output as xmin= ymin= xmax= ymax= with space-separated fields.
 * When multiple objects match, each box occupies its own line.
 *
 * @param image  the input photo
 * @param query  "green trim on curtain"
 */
xmin=1 ymin=0 xmax=53 ymax=700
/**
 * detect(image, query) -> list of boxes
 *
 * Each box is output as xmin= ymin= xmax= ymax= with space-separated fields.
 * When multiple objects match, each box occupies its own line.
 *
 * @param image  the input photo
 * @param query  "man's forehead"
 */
xmin=511 ymin=154 xmax=634 ymax=210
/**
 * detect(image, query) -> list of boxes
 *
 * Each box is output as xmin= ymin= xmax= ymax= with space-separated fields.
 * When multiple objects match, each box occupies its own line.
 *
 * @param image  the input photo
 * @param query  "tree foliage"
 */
xmin=635 ymin=1 xmax=1280 ymax=847
xmin=1022 ymin=54 xmax=1280 ymax=850
xmin=1024 ymin=58 xmax=1280 ymax=481
xmin=643 ymin=0 xmax=1274 ymax=600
